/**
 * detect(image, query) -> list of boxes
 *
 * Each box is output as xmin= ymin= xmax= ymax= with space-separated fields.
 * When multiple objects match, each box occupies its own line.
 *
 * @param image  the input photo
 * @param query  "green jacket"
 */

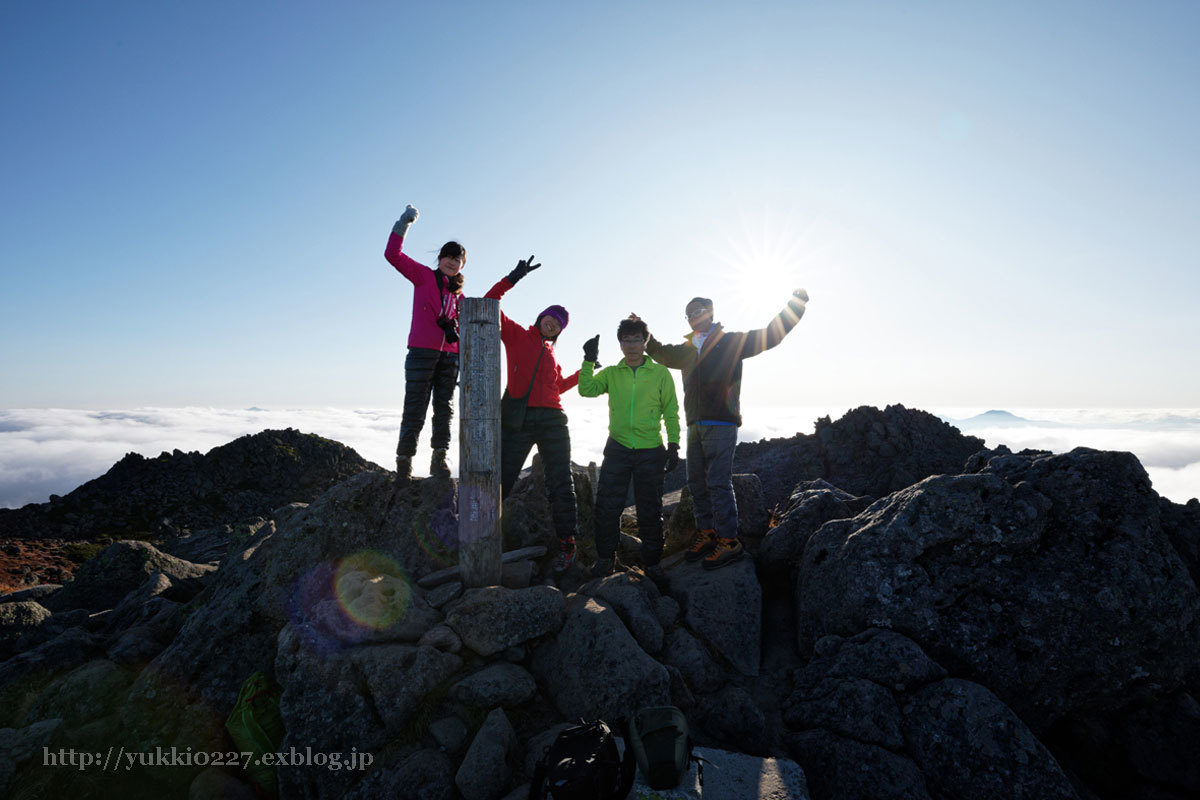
xmin=578 ymin=356 xmax=680 ymax=449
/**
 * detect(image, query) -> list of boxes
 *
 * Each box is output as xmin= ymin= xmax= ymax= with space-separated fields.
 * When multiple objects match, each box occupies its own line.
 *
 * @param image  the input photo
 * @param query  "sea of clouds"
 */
xmin=1 ymin=405 xmax=1198 ymax=510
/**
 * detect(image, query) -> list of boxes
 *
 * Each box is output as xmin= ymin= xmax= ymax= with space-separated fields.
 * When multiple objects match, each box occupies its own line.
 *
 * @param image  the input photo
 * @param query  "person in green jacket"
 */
xmin=578 ymin=318 xmax=681 ymax=580
xmin=632 ymin=288 xmax=809 ymax=570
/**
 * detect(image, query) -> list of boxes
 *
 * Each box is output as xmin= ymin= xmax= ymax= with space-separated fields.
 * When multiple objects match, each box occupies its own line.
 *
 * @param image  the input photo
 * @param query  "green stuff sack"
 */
xmin=225 ymin=671 xmax=285 ymax=796
xmin=628 ymin=706 xmax=692 ymax=790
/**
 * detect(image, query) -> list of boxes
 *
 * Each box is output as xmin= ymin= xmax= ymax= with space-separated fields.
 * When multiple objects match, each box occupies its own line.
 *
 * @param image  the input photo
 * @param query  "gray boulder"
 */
xmin=456 ymin=707 xmax=516 ymax=800
xmin=0 ymin=627 xmax=103 ymax=728
xmin=0 ymin=718 xmax=64 ymax=799
xmin=41 ymin=540 xmax=215 ymax=613
xmin=784 ymin=629 xmax=1078 ymax=800
xmin=798 ymin=450 xmax=1200 ymax=732
xmin=690 ymin=746 xmax=810 ymax=799
xmin=430 ymin=715 xmax=470 ymax=754
xmin=122 ymin=471 xmax=461 ymax=775
xmin=758 ymin=480 xmax=871 ymax=578
xmin=444 ymin=585 xmax=565 ymax=657
xmin=903 ymin=679 xmax=1079 ymax=799
xmin=187 ymin=767 xmax=258 ymax=800
xmin=0 ymin=584 xmax=62 ymax=604
xmin=418 ymin=624 xmax=463 ymax=654
xmin=663 ymin=628 xmax=723 ymax=693
xmin=786 ymin=730 xmax=931 ymax=800
xmin=668 ymin=558 xmax=762 ymax=676
xmin=583 ymin=572 xmax=664 ymax=654
xmin=25 ymin=658 xmax=132 ymax=728
xmin=275 ymin=622 xmax=462 ymax=798
xmin=342 ymin=748 xmax=456 ymax=800
xmin=531 ymin=596 xmax=670 ymax=721
xmin=699 ymin=686 xmax=770 ymax=755
xmin=0 ymin=600 xmax=52 ymax=657
xmin=452 ymin=663 xmax=537 ymax=708
xmin=426 ymin=581 xmax=463 ymax=609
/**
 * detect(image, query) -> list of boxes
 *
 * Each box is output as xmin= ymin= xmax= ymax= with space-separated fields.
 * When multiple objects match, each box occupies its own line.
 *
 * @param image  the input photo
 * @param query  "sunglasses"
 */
xmin=685 ymin=308 xmax=711 ymax=320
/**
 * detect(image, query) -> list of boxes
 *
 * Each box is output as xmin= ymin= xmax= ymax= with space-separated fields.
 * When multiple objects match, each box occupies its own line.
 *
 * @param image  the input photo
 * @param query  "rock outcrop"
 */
xmin=1 ymin=409 xmax=1197 ymax=800
xmin=0 ymin=428 xmax=378 ymax=541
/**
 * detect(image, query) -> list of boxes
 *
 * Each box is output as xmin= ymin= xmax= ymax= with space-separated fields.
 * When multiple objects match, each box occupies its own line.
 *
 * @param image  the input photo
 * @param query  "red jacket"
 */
xmin=384 ymin=233 xmax=460 ymax=352
xmin=485 ymin=278 xmax=579 ymax=409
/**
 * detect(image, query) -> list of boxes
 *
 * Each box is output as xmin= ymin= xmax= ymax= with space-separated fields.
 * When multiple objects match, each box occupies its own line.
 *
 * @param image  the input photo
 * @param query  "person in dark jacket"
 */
xmin=632 ymin=288 xmax=809 ymax=569
xmin=384 ymin=204 xmax=464 ymax=482
xmin=485 ymin=258 xmax=582 ymax=574
xmin=578 ymin=318 xmax=681 ymax=580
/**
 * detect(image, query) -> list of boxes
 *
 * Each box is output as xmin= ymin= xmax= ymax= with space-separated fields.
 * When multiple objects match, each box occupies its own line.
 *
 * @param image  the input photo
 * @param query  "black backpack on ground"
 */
xmin=529 ymin=719 xmax=636 ymax=800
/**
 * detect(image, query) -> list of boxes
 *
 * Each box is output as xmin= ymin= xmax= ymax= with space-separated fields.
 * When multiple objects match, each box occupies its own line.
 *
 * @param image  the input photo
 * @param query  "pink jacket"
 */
xmin=384 ymin=233 xmax=460 ymax=353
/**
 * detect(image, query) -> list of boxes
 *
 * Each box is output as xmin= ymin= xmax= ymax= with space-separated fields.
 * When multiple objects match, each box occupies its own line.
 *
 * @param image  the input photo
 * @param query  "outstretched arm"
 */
xmin=742 ymin=289 xmax=809 ymax=358
xmin=629 ymin=312 xmax=693 ymax=370
xmin=383 ymin=205 xmax=428 ymax=285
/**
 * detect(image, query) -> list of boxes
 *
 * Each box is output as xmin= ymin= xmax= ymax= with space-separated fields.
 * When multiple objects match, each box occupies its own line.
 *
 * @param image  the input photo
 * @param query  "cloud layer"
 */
xmin=1 ymin=406 xmax=1197 ymax=510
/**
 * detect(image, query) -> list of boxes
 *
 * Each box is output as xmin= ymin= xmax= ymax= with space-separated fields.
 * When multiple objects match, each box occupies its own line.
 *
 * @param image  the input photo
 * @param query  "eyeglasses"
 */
xmin=619 ymin=337 xmax=645 ymax=345
xmin=685 ymin=308 xmax=711 ymax=320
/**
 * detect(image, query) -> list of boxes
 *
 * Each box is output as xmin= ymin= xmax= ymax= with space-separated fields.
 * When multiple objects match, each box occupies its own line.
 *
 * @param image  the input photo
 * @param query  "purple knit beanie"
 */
xmin=537 ymin=305 xmax=569 ymax=330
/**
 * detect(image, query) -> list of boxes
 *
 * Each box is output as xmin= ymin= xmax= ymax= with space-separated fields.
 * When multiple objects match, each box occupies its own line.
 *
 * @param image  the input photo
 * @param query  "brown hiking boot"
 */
xmin=684 ymin=529 xmax=719 ymax=562
xmin=702 ymin=537 xmax=744 ymax=570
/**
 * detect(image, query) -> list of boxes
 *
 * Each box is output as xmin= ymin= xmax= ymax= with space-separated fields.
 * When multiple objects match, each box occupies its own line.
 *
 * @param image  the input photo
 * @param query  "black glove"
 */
xmin=582 ymin=334 xmax=600 ymax=363
xmin=506 ymin=254 xmax=541 ymax=285
xmin=662 ymin=442 xmax=680 ymax=474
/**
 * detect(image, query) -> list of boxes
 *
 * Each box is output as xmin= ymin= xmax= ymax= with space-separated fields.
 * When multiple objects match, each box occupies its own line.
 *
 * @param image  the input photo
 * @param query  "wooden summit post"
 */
xmin=457 ymin=297 xmax=503 ymax=587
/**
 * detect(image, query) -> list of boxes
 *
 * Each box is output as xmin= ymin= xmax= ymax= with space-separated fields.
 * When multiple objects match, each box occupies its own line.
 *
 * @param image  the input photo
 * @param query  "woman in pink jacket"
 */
xmin=384 ymin=204 xmax=463 ymax=481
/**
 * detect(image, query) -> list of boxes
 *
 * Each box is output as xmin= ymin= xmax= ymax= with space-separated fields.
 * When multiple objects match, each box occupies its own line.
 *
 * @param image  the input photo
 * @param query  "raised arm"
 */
xmin=577 ymin=359 xmax=610 ymax=398
xmin=644 ymin=332 xmax=695 ymax=370
xmin=383 ymin=205 xmax=429 ymax=285
xmin=741 ymin=289 xmax=809 ymax=359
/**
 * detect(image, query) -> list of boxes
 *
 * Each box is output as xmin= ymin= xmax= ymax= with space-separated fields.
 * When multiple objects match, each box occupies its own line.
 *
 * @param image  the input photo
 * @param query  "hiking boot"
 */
xmin=684 ymin=529 xmax=719 ymax=563
xmin=430 ymin=448 xmax=450 ymax=478
xmin=552 ymin=538 xmax=577 ymax=575
xmin=702 ymin=537 xmax=744 ymax=570
xmin=395 ymin=455 xmax=413 ymax=483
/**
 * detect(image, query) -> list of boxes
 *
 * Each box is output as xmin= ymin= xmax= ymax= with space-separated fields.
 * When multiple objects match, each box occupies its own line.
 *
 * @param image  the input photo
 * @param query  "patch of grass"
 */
xmin=63 ymin=542 xmax=103 ymax=564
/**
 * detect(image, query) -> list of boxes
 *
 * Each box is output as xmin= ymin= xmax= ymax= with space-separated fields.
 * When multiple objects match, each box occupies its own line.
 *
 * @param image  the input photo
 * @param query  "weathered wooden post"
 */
xmin=457 ymin=297 xmax=503 ymax=587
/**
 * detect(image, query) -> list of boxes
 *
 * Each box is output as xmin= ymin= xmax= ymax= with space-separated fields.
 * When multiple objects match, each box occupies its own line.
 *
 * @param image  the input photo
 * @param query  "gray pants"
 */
xmin=686 ymin=423 xmax=738 ymax=539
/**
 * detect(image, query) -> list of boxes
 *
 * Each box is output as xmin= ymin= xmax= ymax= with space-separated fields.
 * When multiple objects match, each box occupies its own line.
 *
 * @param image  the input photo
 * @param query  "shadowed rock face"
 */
xmin=665 ymin=403 xmax=986 ymax=511
xmin=0 ymin=428 xmax=379 ymax=541
xmin=3 ymin=413 xmax=1199 ymax=800
xmin=798 ymin=448 xmax=1200 ymax=733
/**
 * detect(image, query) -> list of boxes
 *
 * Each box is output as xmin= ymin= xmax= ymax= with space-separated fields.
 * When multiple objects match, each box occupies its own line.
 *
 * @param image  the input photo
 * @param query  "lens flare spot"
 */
xmin=334 ymin=551 xmax=410 ymax=630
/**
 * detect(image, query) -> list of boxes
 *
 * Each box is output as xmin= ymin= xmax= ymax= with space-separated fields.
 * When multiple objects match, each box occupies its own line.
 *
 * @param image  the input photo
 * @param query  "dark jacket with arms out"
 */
xmin=646 ymin=294 xmax=807 ymax=426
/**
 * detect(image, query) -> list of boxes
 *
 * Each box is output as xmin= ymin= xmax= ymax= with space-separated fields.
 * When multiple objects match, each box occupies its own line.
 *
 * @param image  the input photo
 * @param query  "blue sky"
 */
xmin=2 ymin=1 xmax=1199 ymax=410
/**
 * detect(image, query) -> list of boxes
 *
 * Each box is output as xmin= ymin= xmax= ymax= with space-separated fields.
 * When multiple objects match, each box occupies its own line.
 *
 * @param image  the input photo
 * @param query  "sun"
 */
xmin=704 ymin=209 xmax=832 ymax=326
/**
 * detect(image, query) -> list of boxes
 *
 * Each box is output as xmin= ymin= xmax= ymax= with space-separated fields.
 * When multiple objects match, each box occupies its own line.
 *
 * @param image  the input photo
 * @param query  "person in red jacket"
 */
xmin=384 ymin=204 xmax=464 ymax=482
xmin=485 ymin=258 xmax=582 ymax=574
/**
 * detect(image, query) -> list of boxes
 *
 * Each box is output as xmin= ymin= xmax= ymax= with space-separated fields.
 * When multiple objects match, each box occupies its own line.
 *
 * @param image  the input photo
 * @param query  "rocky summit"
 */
xmin=0 ymin=428 xmax=379 ymax=544
xmin=0 ymin=406 xmax=1197 ymax=800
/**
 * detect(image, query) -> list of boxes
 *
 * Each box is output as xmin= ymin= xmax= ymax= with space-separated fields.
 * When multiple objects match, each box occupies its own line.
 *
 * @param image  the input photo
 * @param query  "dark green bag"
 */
xmin=628 ymin=706 xmax=694 ymax=790
xmin=225 ymin=671 xmax=285 ymax=795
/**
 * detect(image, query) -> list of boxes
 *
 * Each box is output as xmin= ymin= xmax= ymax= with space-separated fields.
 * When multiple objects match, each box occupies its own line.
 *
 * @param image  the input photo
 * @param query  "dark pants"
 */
xmin=501 ymin=407 xmax=578 ymax=540
xmin=396 ymin=347 xmax=459 ymax=457
xmin=594 ymin=438 xmax=666 ymax=565
xmin=687 ymin=423 xmax=739 ymax=539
